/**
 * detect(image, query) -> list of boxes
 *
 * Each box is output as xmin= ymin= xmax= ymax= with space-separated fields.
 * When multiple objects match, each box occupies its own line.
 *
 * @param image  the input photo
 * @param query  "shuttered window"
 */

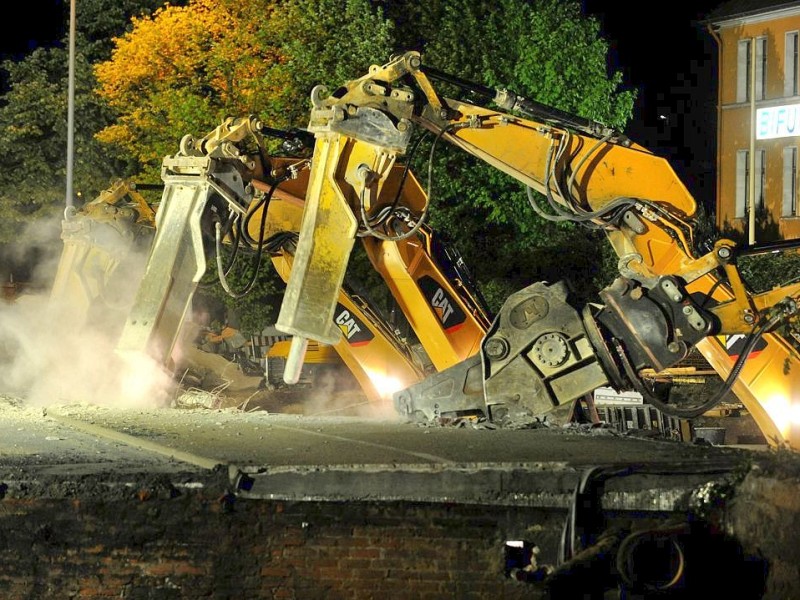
xmin=755 ymin=36 xmax=767 ymax=101
xmin=736 ymin=150 xmax=749 ymax=218
xmin=785 ymin=32 xmax=799 ymax=97
xmin=783 ymin=146 xmax=798 ymax=216
xmin=738 ymin=40 xmax=751 ymax=103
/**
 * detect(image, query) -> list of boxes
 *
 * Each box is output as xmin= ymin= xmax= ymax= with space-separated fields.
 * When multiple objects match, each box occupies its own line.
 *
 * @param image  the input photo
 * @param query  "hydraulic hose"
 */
xmin=215 ymin=180 xmax=280 ymax=298
xmin=617 ymin=305 xmax=790 ymax=419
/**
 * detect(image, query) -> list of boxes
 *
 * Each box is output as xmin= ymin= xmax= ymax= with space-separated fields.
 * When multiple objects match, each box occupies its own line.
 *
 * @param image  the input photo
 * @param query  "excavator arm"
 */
xmin=259 ymin=188 xmax=426 ymax=402
xmin=50 ymin=179 xmax=156 ymax=334
xmin=99 ymin=114 xmax=494 ymax=407
xmin=278 ymin=51 xmax=800 ymax=448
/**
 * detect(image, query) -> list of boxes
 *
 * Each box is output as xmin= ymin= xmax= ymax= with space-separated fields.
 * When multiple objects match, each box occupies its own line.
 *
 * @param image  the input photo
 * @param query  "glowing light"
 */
xmin=365 ymin=370 xmax=405 ymax=399
xmin=761 ymin=394 xmax=793 ymax=439
xmin=791 ymin=403 xmax=800 ymax=425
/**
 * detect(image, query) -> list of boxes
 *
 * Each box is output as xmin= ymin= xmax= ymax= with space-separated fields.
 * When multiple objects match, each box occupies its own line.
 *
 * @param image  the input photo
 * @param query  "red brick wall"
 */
xmin=0 ymin=492 xmax=564 ymax=599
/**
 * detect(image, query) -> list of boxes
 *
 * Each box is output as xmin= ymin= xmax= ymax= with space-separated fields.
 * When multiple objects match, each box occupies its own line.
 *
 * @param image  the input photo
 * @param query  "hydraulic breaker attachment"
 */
xmin=51 ymin=207 xmax=140 ymax=329
xmin=115 ymin=155 xmax=246 ymax=369
xmin=275 ymin=135 xmax=360 ymax=383
xmin=50 ymin=180 xmax=154 ymax=333
xmin=267 ymin=201 xmax=426 ymax=401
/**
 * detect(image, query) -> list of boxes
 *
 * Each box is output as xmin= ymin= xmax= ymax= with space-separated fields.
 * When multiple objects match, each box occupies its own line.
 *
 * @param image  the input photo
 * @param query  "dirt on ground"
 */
xmin=172 ymin=346 xmax=382 ymax=418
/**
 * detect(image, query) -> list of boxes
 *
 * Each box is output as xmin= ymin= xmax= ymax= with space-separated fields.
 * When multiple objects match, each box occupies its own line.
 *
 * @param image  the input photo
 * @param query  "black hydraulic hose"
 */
xmin=372 ymin=131 xmax=429 ymax=228
xmin=422 ymin=64 xmax=613 ymax=138
xmin=619 ymin=309 xmax=785 ymax=419
xmin=241 ymin=184 xmax=275 ymax=247
xmin=526 ymin=132 xmax=636 ymax=226
xmin=526 ymin=185 xmax=637 ymax=226
xmin=215 ymin=180 xmax=280 ymax=298
xmin=264 ymin=230 xmax=298 ymax=254
xmin=357 ymin=126 xmax=449 ymax=242
xmin=259 ymin=125 xmax=315 ymax=152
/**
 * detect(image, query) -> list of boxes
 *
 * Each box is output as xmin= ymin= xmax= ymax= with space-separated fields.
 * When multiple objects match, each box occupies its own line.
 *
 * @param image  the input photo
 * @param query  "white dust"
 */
xmin=0 ymin=215 xmax=174 ymax=409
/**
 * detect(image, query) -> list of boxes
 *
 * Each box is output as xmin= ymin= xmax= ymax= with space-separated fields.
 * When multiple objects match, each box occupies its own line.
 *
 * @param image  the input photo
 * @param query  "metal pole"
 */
xmin=748 ymin=37 xmax=756 ymax=245
xmin=65 ymin=0 xmax=76 ymax=209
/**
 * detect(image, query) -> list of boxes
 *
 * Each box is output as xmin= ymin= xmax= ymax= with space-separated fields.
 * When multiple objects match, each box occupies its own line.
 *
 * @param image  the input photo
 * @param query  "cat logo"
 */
xmin=418 ymin=275 xmax=466 ymax=332
xmin=334 ymin=304 xmax=374 ymax=347
xmin=431 ymin=288 xmax=454 ymax=324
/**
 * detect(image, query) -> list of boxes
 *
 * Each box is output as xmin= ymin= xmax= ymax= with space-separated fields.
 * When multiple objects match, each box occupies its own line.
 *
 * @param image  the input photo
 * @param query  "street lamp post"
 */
xmin=748 ymin=37 xmax=756 ymax=245
xmin=66 ymin=0 xmax=76 ymax=209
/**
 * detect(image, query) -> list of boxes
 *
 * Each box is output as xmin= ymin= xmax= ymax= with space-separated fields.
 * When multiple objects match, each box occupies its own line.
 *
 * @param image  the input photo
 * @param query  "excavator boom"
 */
xmin=52 ymin=53 xmax=800 ymax=449
xmin=277 ymin=52 xmax=800 ymax=448
xmin=58 ymin=116 xmax=494 ymax=409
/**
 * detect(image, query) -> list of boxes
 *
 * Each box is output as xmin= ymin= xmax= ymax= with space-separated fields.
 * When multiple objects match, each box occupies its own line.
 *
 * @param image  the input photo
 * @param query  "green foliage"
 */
xmin=738 ymin=252 xmax=800 ymax=295
xmin=198 ymin=245 xmax=286 ymax=335
xmin=385 ymin=0 xmax=635 ymax=306
xmin=2 ymin=0 xmax=638 ymax=330
xmin=94 ymin=0 xmax=395 ymax=178
xmin=713 ymin=206 xmax=800 ymax=295
xmin=0 ymin=46 xmax=130 ymax=243
xmin=266 ymin=0 xmax=395 ymax=127
xmin=75 ymin=0 xmax=177 ymax=62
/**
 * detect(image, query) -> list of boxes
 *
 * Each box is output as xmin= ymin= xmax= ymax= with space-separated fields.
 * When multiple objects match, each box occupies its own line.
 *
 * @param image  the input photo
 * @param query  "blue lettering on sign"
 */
xmin=757 ymin=104 xmax=800 ymax=139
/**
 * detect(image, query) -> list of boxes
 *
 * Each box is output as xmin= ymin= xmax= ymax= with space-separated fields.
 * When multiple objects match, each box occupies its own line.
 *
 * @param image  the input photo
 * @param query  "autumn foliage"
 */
xmin=94 ymin=0 xmax=394 ymax=180
xmin=94 ymin=0 xmax=292 ymax=176
xmin=91 ymin=0 xmax=633 ymax=319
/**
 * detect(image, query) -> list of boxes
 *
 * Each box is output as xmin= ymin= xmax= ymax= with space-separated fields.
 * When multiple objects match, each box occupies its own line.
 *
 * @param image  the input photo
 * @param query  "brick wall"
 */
xmin=0 ymin=490 xmax=564 ymax=599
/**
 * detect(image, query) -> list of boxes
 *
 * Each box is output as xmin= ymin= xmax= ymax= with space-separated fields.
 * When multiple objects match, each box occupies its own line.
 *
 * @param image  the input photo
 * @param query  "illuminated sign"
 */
xmin=757 ymin=103 xmax=800 ymax=139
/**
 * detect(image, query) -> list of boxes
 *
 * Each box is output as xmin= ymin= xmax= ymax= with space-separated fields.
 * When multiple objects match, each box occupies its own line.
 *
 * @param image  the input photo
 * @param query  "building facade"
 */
xmin=707 ymin=0 xmax=800 ymax=241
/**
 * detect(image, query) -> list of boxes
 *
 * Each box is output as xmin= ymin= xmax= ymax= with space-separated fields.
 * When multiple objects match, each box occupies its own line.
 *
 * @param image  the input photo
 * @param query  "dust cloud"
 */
xmin=0 ymin=215 xmax=174 ymax=409
xmin=301 ymin=368 xmax=402 ymax=421
xmin=0 ymin=213 xmax=408 ymax=420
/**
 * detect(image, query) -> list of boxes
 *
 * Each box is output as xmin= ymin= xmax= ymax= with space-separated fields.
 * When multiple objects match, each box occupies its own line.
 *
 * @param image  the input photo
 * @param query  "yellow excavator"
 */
xmin=50 ymin=178 xmax=155 ymax=333
xmin=264 ymin=51 xmax=800 ymax=449
xmin=50 ymin=136 xmax=494 ymax=406
xmin=56 ymin=52 xmax=800 ymax=451
xmin=260 ymin=160 xmax=493 ymax=401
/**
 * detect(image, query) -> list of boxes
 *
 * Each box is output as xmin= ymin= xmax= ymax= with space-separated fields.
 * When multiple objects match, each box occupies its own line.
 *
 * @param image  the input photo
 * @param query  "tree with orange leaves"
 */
xmin=94 ymin=0 xmax=393 ymax=180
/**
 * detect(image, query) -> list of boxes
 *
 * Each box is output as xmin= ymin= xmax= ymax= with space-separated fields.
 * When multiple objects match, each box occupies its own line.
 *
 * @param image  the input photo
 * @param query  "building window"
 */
xmin=736 ymin=149 xmax=766 ymax=218
xmin=756 ymin=36 xmax=767 ymax=101
xmin=738 ymin=38 xmax=768 ymax=102
xmin=738 ymin=40 xmax=751 ymax=102
xmin=785 ymin=32 xmax=799 ymax=97
xmin=736 ymin=150 xmax=749 ymax=217
xmin=783 ymin=146 xmax=798 ymax=216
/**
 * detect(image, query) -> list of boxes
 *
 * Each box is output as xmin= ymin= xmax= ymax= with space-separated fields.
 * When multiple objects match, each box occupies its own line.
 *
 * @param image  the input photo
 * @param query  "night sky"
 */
xmin=584 ymin=1 xmax=722 ymax=125
xmin=583 ymin=0 xmax=724 ymax=209
xmin=0 ymin=1 xmax=725 ymax=98
xmin=0 ymin=0 xmax=65 ymax=59
xmin=0 ymin=1 xmax=723 ymax=132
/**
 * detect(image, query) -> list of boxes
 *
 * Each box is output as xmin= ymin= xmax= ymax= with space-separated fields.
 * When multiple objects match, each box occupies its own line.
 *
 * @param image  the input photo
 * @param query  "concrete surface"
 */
xmin=2 ymin=393 xmax=799 ymax=598
xmin=0 ymin=395 xmax=759 ymax=510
